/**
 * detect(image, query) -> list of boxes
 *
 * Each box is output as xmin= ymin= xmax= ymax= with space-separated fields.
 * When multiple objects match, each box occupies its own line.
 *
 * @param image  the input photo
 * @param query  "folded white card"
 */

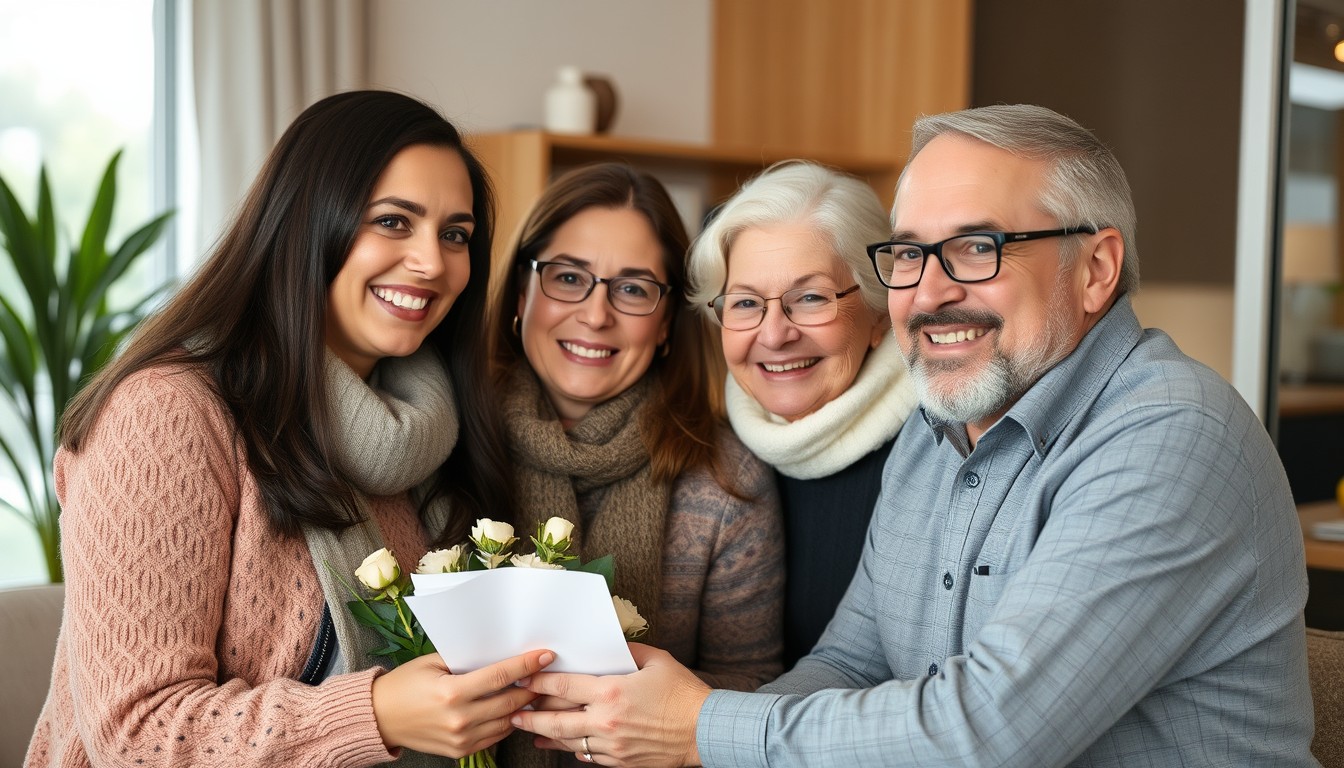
xmin=406 ymin=568 xmax=637 ymax=675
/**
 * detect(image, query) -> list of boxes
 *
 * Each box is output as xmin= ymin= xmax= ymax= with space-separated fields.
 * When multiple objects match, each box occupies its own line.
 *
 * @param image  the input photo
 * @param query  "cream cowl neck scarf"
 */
xmin=303 ymin=347 xmax=458 ymax=681
xmin=725 ymin=333 xmax=918 ymax=480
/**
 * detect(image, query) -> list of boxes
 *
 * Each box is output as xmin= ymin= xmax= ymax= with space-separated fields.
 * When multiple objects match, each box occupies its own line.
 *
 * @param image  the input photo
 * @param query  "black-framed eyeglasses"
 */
xmin=866 ymin=227 xmax=1097 ymax=289
xmin=708 ymin=284 xmax=862 ymax=331
xmin=528 ymin=259 xmax=671 ymax=316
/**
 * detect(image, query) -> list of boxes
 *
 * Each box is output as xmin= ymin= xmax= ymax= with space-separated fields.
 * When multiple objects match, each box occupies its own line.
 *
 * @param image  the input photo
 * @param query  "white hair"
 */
xmin=686 ymin=161 xmax=891 ymax=319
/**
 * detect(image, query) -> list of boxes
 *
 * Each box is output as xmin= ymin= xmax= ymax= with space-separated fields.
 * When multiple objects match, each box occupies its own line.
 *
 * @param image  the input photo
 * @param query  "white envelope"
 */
xmin=406 ymin=568 xmax=637 ymax=675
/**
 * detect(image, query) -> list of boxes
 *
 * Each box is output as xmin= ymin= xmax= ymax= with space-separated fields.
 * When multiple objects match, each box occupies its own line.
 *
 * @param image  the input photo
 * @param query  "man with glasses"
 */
xmin=513 ymin=104 xmax=1315 ymax=766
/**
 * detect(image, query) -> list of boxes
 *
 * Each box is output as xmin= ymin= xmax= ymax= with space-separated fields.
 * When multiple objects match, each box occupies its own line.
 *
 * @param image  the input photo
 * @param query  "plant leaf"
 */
xmin=81 ymin=210 xmax=173 ymax=318
xmin=368 ymin=600 xmax=400 ymax=624
xmin=72 ymin=152 xmax=120 ymax=311
xmin=0 ymin=171 xmax=43 ymax=308
xmin=346 ymin=599 xmax=382 ymax=627
xmin=0 ymin=293 xmax=38 ymax=408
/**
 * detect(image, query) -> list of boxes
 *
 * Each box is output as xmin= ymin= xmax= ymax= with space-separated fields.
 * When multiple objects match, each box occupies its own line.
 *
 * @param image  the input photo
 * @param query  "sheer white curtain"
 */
xmin=192 ymin=0 xmax=367 ymax=249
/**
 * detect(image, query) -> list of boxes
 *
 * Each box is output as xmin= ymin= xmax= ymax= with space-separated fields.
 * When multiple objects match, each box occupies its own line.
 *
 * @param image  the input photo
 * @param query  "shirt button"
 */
xmin=942 ymin=571 xmax=954 ymax=589
xmin=963 ymin=472 xmax=980 ymax=488
xmin=928 ymin=663 xmax=939 ymax=676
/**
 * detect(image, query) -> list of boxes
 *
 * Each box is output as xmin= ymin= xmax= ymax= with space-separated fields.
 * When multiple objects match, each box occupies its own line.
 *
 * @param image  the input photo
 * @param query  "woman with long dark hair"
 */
xmin=28 ymin=90 xmax=544 ymax=767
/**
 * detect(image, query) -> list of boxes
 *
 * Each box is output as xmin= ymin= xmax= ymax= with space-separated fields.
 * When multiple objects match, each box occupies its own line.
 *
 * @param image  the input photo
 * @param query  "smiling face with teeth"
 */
xmin=516 ymin=206 xmax=671 ymax=427
xmin=889 ymin=134 xmax=1121 ymax=443
xmin=720 ymin=222 xmax=888 ymax=421
xmin=324 ymin=144 xmax=474 ymax=378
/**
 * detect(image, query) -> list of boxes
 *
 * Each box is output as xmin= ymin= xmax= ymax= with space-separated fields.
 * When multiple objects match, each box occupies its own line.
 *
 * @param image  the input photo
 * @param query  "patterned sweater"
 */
xmin=26 ymin=365 xmax=431 ymax=768
xmin=634 ymin=432 xmax=785 ymax=691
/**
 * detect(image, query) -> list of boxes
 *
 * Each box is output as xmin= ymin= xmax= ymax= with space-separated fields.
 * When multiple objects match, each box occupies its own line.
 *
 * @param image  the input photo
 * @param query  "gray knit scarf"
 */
xmin=496 ymin=365 xmax=669 ymax=768
xmin=303 ymin=347 xmax=458 ymax=767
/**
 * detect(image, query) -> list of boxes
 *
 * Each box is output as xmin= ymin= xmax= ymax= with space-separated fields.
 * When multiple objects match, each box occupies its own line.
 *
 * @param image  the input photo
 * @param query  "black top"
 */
xmin=776 ymin=437 xmax=896 ymax=669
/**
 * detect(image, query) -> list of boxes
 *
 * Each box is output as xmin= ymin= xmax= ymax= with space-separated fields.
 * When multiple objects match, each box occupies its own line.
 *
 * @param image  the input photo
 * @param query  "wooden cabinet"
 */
xmin=713 ymin=0 xmax=971 ymax=167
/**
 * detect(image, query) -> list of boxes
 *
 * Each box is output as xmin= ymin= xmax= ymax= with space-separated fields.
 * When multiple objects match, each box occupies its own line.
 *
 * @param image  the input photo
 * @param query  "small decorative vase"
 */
xmin=544 ymin=66 xmax=596 ymax=135
xmin=584 ymin=75 xmax=619 ymax=134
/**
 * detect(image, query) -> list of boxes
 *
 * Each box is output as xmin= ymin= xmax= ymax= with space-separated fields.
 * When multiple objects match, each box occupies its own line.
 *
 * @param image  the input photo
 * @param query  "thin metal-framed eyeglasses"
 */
xmin=528 ymin=259 xmax=671 ymax=316
xmin=866 ymin=227 xmax=1097 ymax=289
xmin=708 ymin=284 xmax=862 ymax=331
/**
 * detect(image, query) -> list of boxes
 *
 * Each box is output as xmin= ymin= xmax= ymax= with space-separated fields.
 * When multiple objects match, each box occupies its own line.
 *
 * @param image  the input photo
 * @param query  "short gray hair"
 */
xmin=687 ymin=161 xmax=891 ymax=319
xmin=905 ymin=104 xmax=1139 ymax=296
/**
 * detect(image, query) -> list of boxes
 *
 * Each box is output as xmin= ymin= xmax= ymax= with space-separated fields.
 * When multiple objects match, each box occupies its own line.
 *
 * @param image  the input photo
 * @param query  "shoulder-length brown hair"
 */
xmin=490 ymin=162 xmax=730 ymax=488
xmin=62 ymin=90 xmax=513 ymax=543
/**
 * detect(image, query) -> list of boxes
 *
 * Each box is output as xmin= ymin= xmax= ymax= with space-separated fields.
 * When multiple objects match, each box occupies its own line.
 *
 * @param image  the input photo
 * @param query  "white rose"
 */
xmin=354 ymin=548 xmax=400 ymax=590
xmin=471 ymin=518 xmax=516 ymax=550
xmin=416 ymin=545 xmax=466 ymax=574
xmin=510 ymin=553 xmax=565 ymax=570
xmin=611 ymin=595 xmax=649 ymax=639
xmin=541 ymin=516 xmax=575 ymax=545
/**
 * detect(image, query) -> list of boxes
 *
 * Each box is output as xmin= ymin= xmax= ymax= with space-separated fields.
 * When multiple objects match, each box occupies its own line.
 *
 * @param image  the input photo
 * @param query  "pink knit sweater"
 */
xmin=26 ymin=365 xmax=431 ymax=768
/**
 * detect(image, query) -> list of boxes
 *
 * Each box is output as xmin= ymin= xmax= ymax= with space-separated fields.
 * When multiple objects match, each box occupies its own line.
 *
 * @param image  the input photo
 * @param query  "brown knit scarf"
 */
xmin=497 ymin=365 xmax=670 ymax=768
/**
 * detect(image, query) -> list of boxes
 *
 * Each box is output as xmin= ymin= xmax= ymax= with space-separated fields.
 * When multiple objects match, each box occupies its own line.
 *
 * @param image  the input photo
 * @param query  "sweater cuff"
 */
xmin=696 ymin=689 xmax=779 ymax=768
xmin=318 ymin=666 xmax=398 ymax=767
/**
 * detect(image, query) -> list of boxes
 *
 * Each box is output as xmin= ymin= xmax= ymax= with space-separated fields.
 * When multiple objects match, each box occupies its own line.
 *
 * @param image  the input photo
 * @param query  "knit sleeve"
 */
xmin=684 ymin=434 xmax=785 ymax=691
xmin=53 ymin=367 xmax=394 ymax=768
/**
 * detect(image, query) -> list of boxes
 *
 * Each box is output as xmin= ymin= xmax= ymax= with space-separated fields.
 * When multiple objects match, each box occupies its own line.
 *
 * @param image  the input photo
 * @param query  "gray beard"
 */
xmin=904 ymin=277 xmax=1074 ymax=427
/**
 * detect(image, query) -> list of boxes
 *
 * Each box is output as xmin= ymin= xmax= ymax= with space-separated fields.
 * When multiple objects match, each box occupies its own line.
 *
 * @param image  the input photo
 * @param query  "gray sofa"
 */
xmin=0 ymin=584 xmax=63 ymax=767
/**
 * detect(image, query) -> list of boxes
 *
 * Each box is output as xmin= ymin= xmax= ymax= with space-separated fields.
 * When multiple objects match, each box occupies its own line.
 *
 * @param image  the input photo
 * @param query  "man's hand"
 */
xmin=511 ymin=643 xmax=711 ymax=767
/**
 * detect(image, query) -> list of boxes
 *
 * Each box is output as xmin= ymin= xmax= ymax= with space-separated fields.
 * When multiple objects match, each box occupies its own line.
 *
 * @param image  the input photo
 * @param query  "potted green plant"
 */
xmin=0 ymin=150 xmax=174 ymax=583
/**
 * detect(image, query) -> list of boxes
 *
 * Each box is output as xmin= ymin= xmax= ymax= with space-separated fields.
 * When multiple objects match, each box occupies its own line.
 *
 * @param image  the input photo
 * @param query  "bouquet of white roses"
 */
xmin=420 ymin=516 xmax=649 ymax=639
xmin=338 ymin=517 xmax=648 ymax=768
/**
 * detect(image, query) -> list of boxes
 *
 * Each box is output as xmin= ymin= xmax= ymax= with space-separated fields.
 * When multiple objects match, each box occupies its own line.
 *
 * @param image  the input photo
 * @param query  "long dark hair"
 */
xmin=491 ymin=162 xmax=734 ymax=490
xmin=62 ymin=90 xmax=514 ymax=541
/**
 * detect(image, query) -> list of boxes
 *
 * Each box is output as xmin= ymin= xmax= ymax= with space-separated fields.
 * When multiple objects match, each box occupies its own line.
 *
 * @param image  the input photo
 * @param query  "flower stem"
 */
xmin=393 ymin=597 xmax=415 ymax=640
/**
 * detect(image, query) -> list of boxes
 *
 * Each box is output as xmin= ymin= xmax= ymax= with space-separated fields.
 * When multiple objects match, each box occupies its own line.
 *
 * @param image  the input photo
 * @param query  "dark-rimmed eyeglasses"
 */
xmin=528 ymin=259 xmax=671 ymax=316
xmin=866 ymin=227 xmax=1097 ymax=289
xmin=708 ymin=285 xmax=862 ymax=331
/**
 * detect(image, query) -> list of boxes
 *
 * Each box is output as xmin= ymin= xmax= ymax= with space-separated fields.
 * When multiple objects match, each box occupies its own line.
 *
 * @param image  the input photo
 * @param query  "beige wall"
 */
xmin=367 ymin=0 xmax=712 ymax=143
xmin=1131 ymin=284 xmax=1235 ymax=381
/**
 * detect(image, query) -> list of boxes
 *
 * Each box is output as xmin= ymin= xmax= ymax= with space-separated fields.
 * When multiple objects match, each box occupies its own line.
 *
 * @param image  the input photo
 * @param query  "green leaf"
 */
xmin=0 ymin=434 xmax=39 ymax=518
xmin=72 ymin=152 xmax=120 ymax=309
xmin=346 ymin=599 xmax=382 ymax=628
xmin=81 ymin=210 xmax=173 ymax=318
xmin=368 ymin=600 xmax=400 ymax=624
xmin=0 ymin=171 xmax=42 ymax=305
xmin=0 ymin=293 xmax=38 ymax=406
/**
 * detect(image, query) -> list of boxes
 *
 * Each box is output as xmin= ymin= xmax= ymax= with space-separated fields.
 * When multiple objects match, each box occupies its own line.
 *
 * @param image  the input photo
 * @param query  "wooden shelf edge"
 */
xmin=467 ymin=129 xmax=899 ymax=175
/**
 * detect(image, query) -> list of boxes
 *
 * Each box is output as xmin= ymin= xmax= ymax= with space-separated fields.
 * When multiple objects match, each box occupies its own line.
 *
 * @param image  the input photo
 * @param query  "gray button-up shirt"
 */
xmin=698 ymin=296 xmax=1317 ymax=766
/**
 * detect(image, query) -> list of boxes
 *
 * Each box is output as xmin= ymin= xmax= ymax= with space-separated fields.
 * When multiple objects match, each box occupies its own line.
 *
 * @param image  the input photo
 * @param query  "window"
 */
xmin=0 ymin=0 xmax=186 ymax=586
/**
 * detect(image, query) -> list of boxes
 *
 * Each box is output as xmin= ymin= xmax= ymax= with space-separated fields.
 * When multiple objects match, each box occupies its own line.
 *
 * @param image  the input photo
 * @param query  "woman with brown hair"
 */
xmin=28 ymin=90 xmax=546 ymax=767
xmin=491 ymin=163 xmax=784 ymax=764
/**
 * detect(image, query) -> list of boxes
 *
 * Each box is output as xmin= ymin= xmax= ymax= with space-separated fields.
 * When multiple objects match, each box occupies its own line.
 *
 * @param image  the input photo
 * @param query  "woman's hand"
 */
xmin=512 ymin=643 xmax=710 ymax=767
xmin=371 ymin=649 xmax=555 ymax=757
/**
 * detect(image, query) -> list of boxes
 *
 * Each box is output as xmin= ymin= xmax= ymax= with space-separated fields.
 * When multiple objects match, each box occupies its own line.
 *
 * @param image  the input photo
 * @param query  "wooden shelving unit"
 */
xmin=467 ymin=130 xmax=901 ymax=266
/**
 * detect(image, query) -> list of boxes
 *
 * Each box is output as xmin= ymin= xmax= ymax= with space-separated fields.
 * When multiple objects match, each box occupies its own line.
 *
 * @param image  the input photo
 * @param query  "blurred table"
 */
xmin=1299 ymin=500 xmax=1344 ymax=571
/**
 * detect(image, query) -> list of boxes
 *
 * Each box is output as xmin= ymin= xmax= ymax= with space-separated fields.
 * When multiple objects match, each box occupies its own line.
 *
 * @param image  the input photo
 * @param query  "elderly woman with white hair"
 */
xmin=688 ymin=161 xmax=918 ymax=668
